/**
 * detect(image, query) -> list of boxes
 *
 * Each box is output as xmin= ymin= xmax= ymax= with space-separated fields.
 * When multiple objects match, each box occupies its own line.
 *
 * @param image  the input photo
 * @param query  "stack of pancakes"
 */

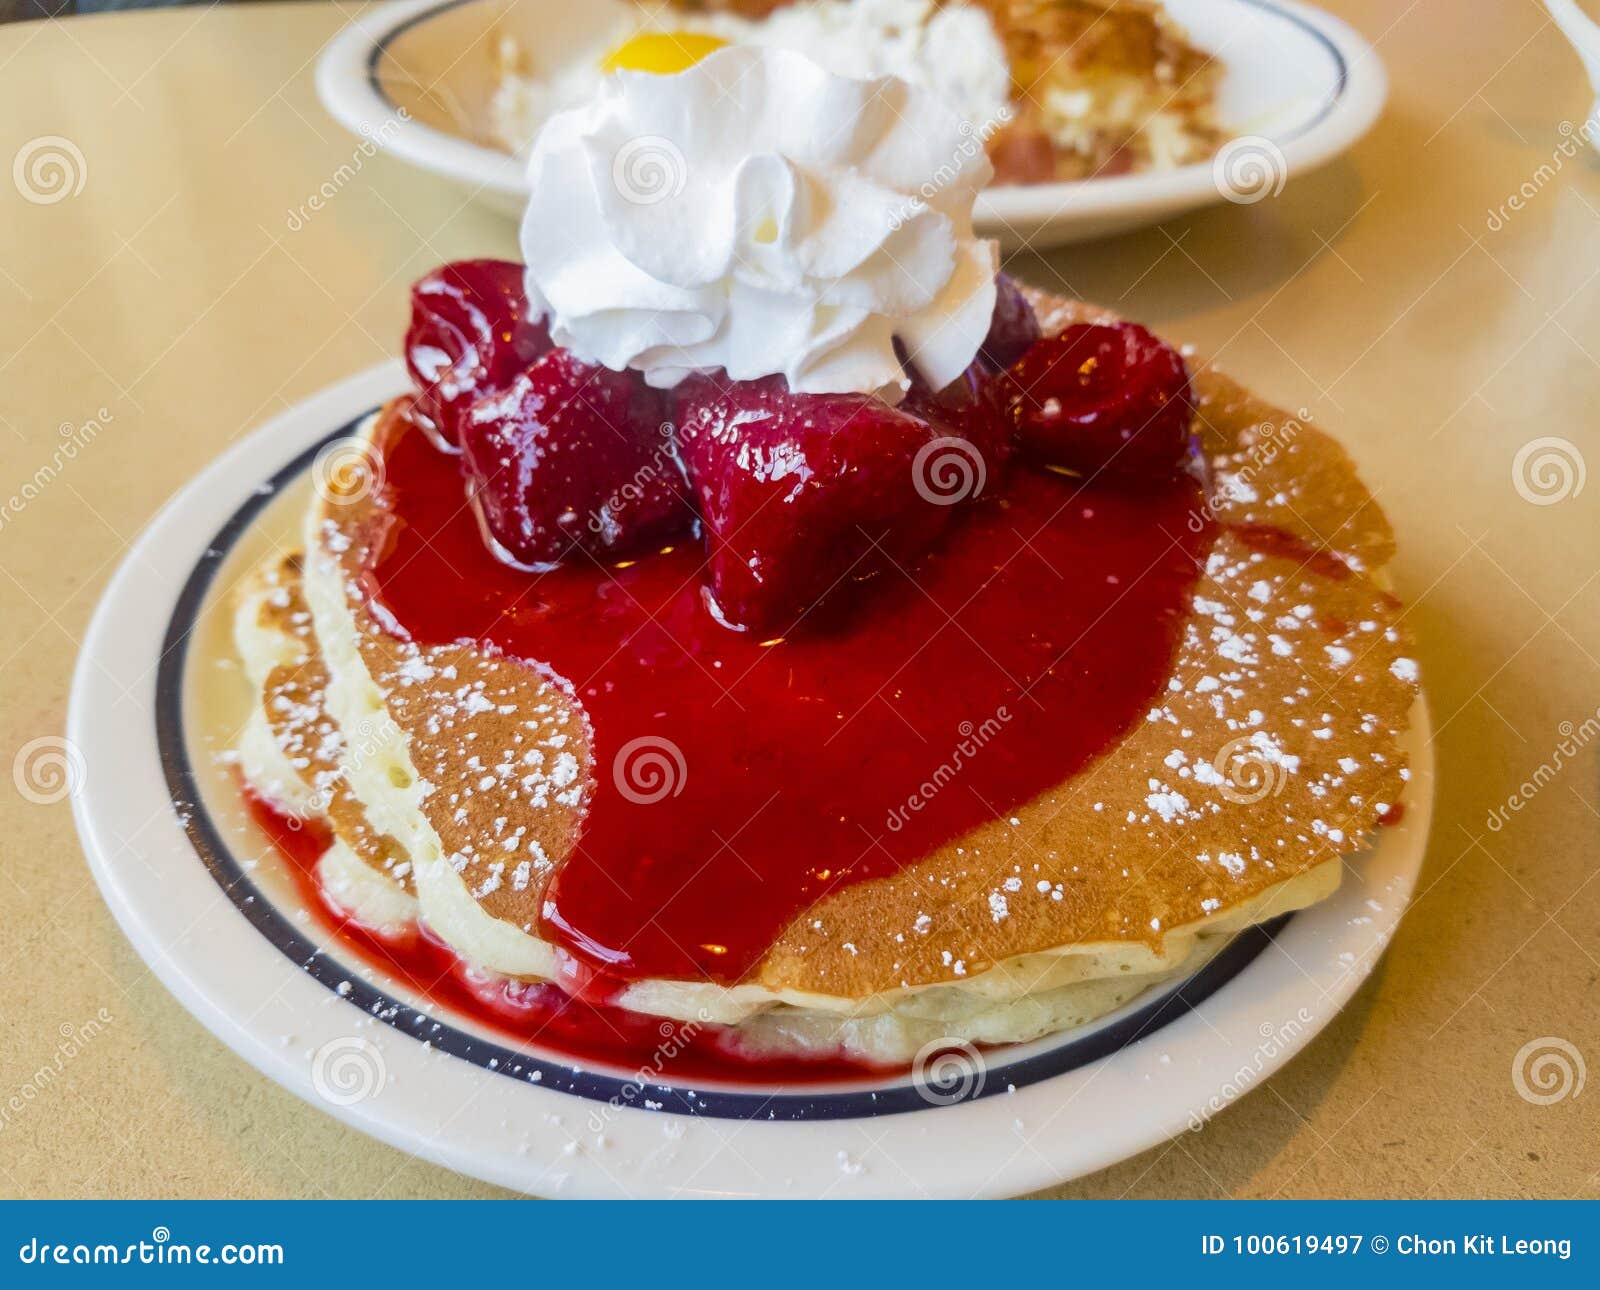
xmin=234 ymin=290 xmax=1418 ymax=1064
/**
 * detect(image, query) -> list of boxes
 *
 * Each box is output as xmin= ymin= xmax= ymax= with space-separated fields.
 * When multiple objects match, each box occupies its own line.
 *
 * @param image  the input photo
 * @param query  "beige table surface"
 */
xmin=1 ymin=0 xmax=1597 ymax=1200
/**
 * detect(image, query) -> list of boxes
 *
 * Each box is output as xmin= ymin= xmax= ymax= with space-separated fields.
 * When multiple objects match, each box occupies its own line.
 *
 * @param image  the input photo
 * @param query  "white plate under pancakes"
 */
xmin=315 ymin=0 xmax=1389 ymax=249
xmin=70 ymin=361 xmax=1434 ymax=1199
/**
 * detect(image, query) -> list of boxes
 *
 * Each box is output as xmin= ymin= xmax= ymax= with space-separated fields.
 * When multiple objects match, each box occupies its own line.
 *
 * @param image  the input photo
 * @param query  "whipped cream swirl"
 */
xmin=520 ymin=46 xmax=999 ymax=401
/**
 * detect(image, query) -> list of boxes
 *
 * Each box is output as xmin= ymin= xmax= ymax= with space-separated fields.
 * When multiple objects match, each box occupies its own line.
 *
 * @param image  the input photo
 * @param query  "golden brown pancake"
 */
xmin=260 ymin=288 xmax=1417 ymax=1012
xmin=235 ymin=553 xmax=414 ymax=893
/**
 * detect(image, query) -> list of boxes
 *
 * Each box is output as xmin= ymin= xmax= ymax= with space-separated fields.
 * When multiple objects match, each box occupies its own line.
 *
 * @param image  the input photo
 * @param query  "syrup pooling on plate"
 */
xmin=365 ymin=410 xmax=1212 ymax=985
xmin=243 ymin=789 xmax=876 ymax=1080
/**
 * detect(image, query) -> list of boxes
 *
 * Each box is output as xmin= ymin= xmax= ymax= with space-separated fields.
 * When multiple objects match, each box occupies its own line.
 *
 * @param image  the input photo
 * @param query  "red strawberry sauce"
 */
xmin=364 ymin=412 xmax=1214 ymax=987
xmin=244 ymin=790 xmax=874 ymax=1080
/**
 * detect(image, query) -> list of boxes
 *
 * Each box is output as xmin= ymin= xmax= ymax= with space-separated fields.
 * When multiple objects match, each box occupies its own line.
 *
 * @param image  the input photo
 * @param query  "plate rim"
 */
xmin=314 ymin=0 xmax=1389 ymax=233
xmin=69 ymin=361 xmax=1435 ymax=1198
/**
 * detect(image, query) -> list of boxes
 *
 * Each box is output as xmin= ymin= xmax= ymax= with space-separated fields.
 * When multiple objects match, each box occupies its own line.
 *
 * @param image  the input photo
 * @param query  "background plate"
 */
xmin=315 ymin=0 xmax=1389 ymax=249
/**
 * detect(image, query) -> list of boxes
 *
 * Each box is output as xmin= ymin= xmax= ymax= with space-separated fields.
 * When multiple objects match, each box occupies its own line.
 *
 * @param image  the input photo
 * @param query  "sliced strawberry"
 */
xmin=674 ymin=375 xmax=965 ymax=633
xmin=460 ymin=349 xmax=692 ymax=567
xmin=405 ymin=260 xmax=551 ymax=449
xmin=1003 ymin=322 xmax=1194 ymax=476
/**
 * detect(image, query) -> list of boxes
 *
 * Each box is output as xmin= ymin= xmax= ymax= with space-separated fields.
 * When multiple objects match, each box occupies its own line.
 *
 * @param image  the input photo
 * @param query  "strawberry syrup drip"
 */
xmin=241 ymin=789 xmax=876 ymax=1080
xmin=365 ymin=419 xmax=1214 ymax=985
xmin=1229 ymin=522 xmax=1356 ymax=584
xmin=1376 ymin=801 xmax=1406 ymax=827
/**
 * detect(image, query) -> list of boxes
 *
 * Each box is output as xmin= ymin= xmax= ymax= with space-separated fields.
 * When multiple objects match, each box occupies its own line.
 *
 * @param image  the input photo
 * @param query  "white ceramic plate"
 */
xmin=70 ymin=362 xmax=1433 ymax=1198
xmin=316 ymin=0 xmax=1387 ymax=248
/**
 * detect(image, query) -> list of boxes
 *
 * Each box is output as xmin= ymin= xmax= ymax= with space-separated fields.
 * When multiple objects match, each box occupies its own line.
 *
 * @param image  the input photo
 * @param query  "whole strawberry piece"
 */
xmin=405 ymin=260 xmax=551 ymax=448
xmin=460 ymin=349 xmax=692 ymax=566
xmin=1004 ymin=322 xmax=1194 ymax=476
xmin=675 ymin=375 xmax=963 ymax=633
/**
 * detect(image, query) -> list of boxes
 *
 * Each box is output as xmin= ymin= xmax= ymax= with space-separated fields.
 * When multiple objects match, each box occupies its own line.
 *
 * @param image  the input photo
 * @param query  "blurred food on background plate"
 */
xmin=488 ymin=0 xmax=1225 ymax=185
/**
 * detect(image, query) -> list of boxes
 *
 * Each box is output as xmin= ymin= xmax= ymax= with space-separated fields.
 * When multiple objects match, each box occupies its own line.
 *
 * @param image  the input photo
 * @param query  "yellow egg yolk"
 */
xmin=600 ymin=31 xmax=729 ymax=76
